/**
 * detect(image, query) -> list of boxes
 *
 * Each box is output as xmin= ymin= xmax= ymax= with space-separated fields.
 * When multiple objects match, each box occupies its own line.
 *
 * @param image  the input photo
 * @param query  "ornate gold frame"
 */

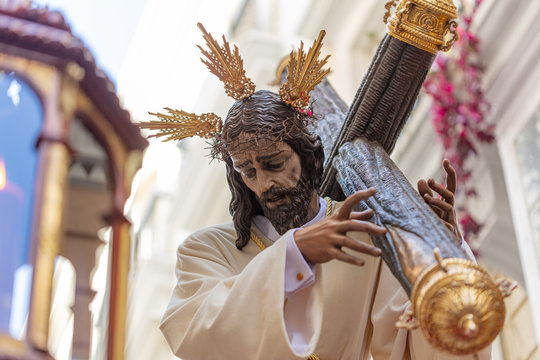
xmin=385 ymin=0 xmax=459 ymax=54
xmin=0 ymin=51 xmax=142 ymax=360
xmin=0 ymin=54 xmax=65 ymax=357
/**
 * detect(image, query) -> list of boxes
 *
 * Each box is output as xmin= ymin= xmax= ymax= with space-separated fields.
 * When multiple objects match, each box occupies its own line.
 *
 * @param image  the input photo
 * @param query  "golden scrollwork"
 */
xmin=385 ymin=0 xmax=459 ymax=54
xmin=396 ymin=309 xmax=419 ymax=330
xmin=440 ymin=20 xmax=459 ymax=52
xmin=496 ymin=277 xmax=518 ymax=298
xmin=410 ymin=251 xmax=506 ymax=355
xmin=383 ymin=0 xmax=399 ymax=24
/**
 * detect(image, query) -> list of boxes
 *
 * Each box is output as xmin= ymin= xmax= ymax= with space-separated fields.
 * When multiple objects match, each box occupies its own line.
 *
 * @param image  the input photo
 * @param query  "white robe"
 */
xmin=161 ymin=202 xmax=491 ymax=360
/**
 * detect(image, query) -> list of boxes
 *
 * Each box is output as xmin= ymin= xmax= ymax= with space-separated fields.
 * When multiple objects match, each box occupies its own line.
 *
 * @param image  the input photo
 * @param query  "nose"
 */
xmin=257 ymin=171 xmax=275 ymax=194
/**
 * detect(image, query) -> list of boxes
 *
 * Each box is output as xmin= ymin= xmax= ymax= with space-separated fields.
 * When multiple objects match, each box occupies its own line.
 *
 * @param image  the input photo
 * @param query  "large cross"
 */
xmin=277 ymin=0 xmax=511 ymax=355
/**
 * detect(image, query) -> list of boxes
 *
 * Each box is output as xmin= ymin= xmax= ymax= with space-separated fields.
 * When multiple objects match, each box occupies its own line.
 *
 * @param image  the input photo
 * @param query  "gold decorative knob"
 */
xmin=411 ymin=257 xmax=506 ymax=355
xmin=458 ymin=314 xmax=479 ymax=338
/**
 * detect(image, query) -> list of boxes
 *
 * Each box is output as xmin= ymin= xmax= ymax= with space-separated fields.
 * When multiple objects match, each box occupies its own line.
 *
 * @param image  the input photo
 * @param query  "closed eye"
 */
xmin=243 ymin=168 xmax=256 ymax=179
xmin=264 ymin=160 xmax=285 ymax=171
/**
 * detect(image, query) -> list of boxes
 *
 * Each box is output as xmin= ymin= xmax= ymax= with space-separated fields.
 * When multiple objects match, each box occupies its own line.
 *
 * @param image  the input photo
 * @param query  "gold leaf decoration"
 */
xmin=139 ymin=108 xmax=222 ymax=141
xmin=197 ymin=23 xmax=255 ymax=100
xmin=279 ymin=30 xmax=331 ymax=109
xmin=411 ymin=256 xmax=506 ymax=355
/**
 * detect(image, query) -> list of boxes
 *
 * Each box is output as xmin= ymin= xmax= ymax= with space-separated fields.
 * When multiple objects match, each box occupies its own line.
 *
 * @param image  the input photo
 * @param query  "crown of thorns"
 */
xmin=138 ymin=23 xmax=330 ymax=151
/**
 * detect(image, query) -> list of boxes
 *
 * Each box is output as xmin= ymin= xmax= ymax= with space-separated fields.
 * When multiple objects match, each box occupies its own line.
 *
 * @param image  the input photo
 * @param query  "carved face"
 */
xmin=231 ymin=141 xmax=300 ymax=203
xmin=229 ymin=140 xmax=316 ymax=234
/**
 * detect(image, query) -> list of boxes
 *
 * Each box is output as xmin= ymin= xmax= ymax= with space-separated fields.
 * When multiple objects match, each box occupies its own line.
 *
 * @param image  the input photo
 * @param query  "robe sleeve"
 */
xmin=160 ymin=227 xmax=324 ymax=360
xmin=370 ymin=261 xmax=492 ymax=360
xmin=284 ymin=233 xmax=315 ymax=297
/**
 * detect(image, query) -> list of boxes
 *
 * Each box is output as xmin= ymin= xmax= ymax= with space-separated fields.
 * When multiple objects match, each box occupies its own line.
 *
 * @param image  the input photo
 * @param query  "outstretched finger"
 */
xmin=443 ymin=159 xmax=457 ymax=194
xmin=419 ymin=179 xmax=443 ymax=217
xmin=331 ymin=248 xmax=366 ymax=266
xmin=349 ymin=209 xmax=374 ymax=221
xmin=336 ymin=188 xmax=376 ymax=220
xmin=422 ymin=194 xmax=443 ymax=217
xmin=417 ymin=179 xmax=434 ymax=198
xmin=338 ymin=219 xmax=387 ymax=236
xmin=424 ymin=195 xmax=453 ymax=213
xmin=428 ymin=179 xmax=455 ymax=205
xmin=340 ymin=236 xmax=382 ymax=257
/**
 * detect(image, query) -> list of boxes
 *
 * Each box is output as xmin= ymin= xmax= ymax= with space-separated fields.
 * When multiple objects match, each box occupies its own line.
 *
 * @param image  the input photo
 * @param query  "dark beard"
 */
xmin=256 ymin=176 xmax=315 ymax=235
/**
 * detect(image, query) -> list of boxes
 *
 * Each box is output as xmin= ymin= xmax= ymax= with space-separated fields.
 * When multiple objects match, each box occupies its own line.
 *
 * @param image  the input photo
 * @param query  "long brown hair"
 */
xmin=216 ymin=90 xmax=324 ymax=249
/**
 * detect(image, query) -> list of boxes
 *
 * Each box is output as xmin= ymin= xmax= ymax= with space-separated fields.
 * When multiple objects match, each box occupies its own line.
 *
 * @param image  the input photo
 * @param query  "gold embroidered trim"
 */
xmin=250 ymin=232 xmax=267 ymax=251
xmin=324 ymin=196 xmax=333 ymax=218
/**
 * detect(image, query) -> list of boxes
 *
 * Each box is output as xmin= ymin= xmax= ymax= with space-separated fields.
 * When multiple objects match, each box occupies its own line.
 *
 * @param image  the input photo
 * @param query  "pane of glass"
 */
xmin=515 ymin=107 xmax=540 ymax=280
xmin=515 ymin=108 xmax=540 ymax=210
xmin=529 ymin=202 xmax=540 ymax=277
xmin=0 ymin=71 xmax=43 ymax=338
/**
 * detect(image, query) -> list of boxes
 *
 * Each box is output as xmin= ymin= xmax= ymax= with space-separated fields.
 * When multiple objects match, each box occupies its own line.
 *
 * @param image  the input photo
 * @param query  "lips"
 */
xmin=268 ymin=193 xmax=283 ymax=202
xmin=266 ymin=194 xmax=287 ymax=207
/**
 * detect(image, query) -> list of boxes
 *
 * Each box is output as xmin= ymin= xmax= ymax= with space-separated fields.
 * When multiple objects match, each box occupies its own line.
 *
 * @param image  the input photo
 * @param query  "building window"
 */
xmin=515 ymin=107 xmax=540 ymax=277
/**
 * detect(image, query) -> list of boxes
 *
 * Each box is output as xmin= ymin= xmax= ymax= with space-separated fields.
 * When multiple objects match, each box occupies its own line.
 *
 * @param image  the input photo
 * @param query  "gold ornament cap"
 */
xmin=410 ymin=252 xmax=506 ymax=355
xmin=384 ymin=0 xmax=459 ymax=54
xmin=279 ymin=30 xmax=330 ymax=111
xmin=197 ymin=23 xmax=256 ymax=100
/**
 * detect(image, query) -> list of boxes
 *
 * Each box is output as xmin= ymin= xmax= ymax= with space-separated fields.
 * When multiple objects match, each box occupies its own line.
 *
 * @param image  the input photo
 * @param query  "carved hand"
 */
xmin=417 ymin=159 xmax=463 ymax=242
xmin=294 ymin=188 xmax=385 ymax=266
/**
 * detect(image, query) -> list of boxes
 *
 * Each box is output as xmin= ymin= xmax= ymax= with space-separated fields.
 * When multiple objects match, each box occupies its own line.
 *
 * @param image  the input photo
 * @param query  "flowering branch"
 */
xmin=423 ymin=0 xmax=495 ymax=250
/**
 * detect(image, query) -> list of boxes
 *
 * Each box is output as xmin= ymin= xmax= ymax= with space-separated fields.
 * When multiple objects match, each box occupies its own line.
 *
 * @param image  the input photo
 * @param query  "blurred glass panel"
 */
xmin=529 ymin=203 xmax=540 ymax=275
xmin=0 ymin=71 xmax=43 ymax=338
xmin=515 ymin=107 xmax=540 ymax=278
xmin=515 ymin=108 xmax=540 ymax=209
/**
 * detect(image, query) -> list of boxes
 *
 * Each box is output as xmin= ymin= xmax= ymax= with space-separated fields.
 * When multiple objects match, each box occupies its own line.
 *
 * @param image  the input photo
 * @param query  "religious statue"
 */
xmin=139 ymin=0 xmax=513 ymax=357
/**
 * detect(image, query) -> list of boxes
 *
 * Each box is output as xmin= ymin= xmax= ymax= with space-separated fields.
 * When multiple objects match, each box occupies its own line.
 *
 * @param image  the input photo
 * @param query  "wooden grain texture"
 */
xmin=319 ymin=35 xmax=435 ymax=199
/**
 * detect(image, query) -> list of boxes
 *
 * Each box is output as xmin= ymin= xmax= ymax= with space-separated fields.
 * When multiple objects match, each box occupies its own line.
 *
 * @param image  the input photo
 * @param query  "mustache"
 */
xmin=260 ymin=187 xmax=293 ymax=203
